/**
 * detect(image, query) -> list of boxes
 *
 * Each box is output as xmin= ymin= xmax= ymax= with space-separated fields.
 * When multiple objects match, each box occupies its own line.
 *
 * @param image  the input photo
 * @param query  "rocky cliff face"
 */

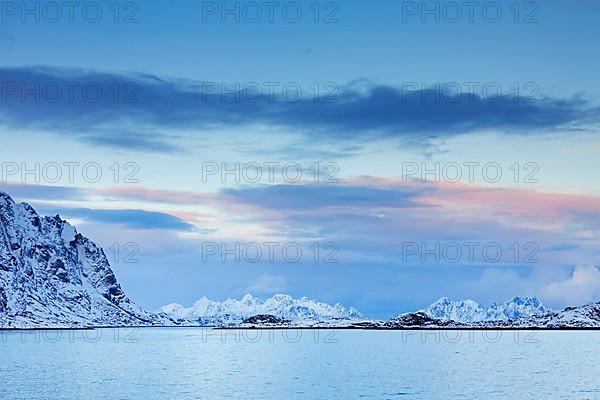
xmin=0 ymin=191 xmax=167 ymax=328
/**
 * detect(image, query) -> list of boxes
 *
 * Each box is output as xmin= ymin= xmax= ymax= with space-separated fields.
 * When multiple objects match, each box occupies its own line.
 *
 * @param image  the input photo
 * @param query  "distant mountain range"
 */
xmin=158 ymin=294 xmax=363 ymax=326
xmin=359 ymin=297 xmax=600 ymax=329
xmin=421 ymin=296 xmax=548 ymax=323
xmin=2 ymin=189 xmax=600 ymax=329
xmin=160 ymin=295 xmax=600 ymax=329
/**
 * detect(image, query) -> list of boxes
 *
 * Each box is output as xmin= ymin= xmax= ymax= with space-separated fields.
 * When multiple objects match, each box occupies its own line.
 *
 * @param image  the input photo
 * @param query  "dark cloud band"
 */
xmin=0 ymin=66 xmax=597 ymax=152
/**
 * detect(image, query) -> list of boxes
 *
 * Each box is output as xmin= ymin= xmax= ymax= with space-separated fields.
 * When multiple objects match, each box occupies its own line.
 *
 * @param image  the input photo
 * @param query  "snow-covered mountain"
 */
xmin=502 ymin=302 xmax=600 ymax=328
xmin=0 ymin=191 xmax=169 ymax=328
xmin=377 ymin=297 xmax=600 ymax=329
xmin=158 ymin=293 xmax=363 ymax=326
xmin=422 ymin=296 xmax=548 ymax=323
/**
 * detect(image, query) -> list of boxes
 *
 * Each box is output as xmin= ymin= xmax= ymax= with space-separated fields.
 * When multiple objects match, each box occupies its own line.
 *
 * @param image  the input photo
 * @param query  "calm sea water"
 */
xmin=1 ymin=328 xmax=598 ymax=399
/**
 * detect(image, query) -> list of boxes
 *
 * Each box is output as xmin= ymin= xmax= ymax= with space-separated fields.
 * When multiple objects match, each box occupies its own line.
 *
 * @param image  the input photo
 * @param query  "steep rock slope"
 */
xmin=0 ymin=191 xmax=166 ymax=328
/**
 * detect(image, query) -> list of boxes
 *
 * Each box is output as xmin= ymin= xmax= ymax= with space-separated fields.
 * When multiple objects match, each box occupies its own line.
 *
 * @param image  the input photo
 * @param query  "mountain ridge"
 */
xmin=0 ymin=190 xmax=170 ymax=328
xmin=158 ymin=293 xmax=363 ymax=326
xmin=380 ymin=297 xmax=600 ymax=329
xmin=421 ymin=296 xmax=549 ymax=323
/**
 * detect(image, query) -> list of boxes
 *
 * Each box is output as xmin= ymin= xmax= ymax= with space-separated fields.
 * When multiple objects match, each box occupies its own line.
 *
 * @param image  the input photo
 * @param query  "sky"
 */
xmin=1 ymin=0 xmax=599 ymax=319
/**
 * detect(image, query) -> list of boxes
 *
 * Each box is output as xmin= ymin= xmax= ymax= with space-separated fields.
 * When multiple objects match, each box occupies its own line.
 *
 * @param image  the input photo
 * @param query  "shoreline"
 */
xmin=3 ymin=325 xmax=600 ymax=331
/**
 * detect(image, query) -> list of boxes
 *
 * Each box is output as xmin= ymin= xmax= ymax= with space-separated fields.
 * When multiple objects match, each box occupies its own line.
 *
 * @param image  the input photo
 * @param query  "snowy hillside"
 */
xmin=0 ymin=191 xmax=170 ymax=328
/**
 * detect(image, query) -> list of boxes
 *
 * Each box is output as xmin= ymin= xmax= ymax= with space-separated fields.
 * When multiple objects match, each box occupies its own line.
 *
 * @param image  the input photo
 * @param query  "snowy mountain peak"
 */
xmin=240 ymin=293 xmax=259 ymax=306
xmin=158 ymin=293 xmax=363 ymax=326
xmin=0 ymin=190 xmax=166 ymax=328
xmin=507 ymin=296 xmax=543 ymax=307
xmin=422 ymin=297 xmax=485 ymax=322
xmin=422 ymin=296 xmax=549 ymax=323
xmin=0 ymin=191 xmax=13 ymax=204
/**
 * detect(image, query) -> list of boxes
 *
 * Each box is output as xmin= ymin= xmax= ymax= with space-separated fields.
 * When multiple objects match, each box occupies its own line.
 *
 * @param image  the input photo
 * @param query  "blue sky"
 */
xmin=1 ymin=0 xmax=600 ymax=318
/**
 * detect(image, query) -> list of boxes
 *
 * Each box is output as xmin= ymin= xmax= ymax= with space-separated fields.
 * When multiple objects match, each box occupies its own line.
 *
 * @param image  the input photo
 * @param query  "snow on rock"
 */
xmin=422 ymin=297 xmax=486 ymax=323
xmin=422 ymin=296 xmax=548 ymax=323
xmin=0 ymin=190 xmax=171 ymax=329
xmin=390 ymin=297 xmax=600 ymax=329
xmin=158 ymin=293 xmax=363 ymax=326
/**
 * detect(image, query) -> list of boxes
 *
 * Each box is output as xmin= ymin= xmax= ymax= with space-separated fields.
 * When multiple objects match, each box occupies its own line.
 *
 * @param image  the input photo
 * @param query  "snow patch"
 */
xmin=61 ymin=221 xmax=77 ymax=245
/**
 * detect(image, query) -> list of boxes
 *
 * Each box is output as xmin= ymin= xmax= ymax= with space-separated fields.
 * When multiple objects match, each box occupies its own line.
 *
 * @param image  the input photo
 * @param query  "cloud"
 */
xmin=0 ymin=185 xmax=195 ymax=231
xmin=245 ymin=274 xmax=287 ymax=294
xmin=1 ymin=66 xmax=597 ymax=152
xmin=0 ymin=183 xmax=85 ymax=201
xmin=82 ymin=131 xmax=182 ymax=153
xmin=96 ymin=186 xmax=219 ymax=205
xmin=546 ymin=243 xmax=580 ymax=252
xmin=95 ymin=179 xmax=600 ymax=228
xmin=541 ymin=266 xmax=600 ymax=307
xmin=223 ymin=183 xmax=432 ymax=210
xmin=41 ymin=207 xmax=195 ymax=231
xmin=4 ymin=180 xmax=599 ymax=272
xmin=83 ymin=181 xmax=600 ymax=269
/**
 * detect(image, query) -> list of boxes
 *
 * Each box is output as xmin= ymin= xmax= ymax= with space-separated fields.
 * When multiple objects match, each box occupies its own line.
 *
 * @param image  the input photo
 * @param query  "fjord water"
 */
xmin=1 ymin=328 xmax=598 ymax=399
